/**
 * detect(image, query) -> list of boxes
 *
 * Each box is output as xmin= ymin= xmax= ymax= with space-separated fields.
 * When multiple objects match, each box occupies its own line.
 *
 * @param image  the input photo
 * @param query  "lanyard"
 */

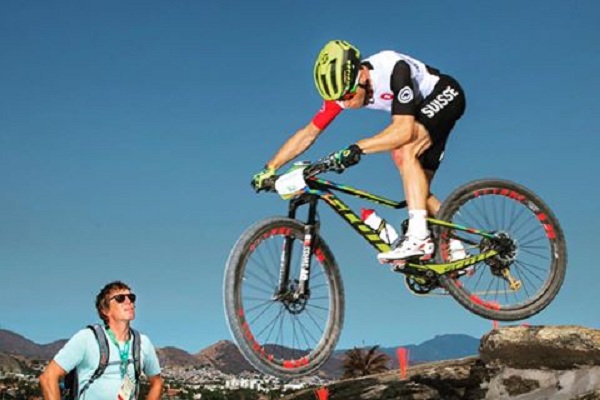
xmin=107 ymin=329 xmax=131 ymax=379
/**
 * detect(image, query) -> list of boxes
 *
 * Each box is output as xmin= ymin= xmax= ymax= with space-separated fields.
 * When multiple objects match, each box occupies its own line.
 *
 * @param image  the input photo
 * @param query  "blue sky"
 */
xmin=1 ymin=0 xmax=599 ymax=353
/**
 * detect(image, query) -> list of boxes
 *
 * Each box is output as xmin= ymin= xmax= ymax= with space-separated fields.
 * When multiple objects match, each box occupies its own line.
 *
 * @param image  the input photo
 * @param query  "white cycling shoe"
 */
xmin=377 ymin=235 xmax=435 ymax=263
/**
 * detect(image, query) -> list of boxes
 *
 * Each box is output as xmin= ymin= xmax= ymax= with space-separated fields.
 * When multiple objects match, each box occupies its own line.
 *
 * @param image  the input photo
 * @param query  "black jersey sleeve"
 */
xmin=390 ymin=60 xmax=416 ymax=116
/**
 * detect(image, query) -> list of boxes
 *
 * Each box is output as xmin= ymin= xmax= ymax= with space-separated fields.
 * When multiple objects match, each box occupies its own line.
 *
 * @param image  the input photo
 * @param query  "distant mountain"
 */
xmin=328 ymin=334 xmax=479 ymax=374
xmin=156 ymin=346 xmax=205 ymax=368
xmin=381 ymin=333 xmax=480 ymax=367
xmin=0 ymin=328 xmax=479 ymax=379
xmin=194 ymin=340 xmax=254 ymax=374
xmin=0 ymin=329 xmax=66 ymax=360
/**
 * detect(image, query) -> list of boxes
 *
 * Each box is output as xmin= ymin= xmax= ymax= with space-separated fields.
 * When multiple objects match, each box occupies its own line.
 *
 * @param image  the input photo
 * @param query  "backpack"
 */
xmin=62 ymin=324 xmax=142 ymax=400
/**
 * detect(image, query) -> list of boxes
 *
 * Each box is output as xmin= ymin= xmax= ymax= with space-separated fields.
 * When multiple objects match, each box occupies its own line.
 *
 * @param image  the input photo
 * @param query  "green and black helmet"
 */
xmin=313 ymin=40 xmax=361 ymax=101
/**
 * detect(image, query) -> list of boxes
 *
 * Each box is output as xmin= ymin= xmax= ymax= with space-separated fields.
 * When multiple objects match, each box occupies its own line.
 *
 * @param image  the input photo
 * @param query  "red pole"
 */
xmin=397 ymin=347 xmax=409 ymax=379
xmin=314 ymin=387 xmax=329 ymax=400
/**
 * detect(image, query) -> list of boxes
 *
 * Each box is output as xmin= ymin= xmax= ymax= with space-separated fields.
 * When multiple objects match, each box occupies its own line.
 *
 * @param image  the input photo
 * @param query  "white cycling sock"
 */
xmin=406 ymin=209 xmax=429 ymax=239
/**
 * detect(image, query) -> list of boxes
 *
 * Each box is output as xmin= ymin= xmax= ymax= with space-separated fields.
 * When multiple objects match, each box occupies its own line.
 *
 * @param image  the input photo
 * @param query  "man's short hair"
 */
xmin=95 ymin=281 xmax=131 ymax=324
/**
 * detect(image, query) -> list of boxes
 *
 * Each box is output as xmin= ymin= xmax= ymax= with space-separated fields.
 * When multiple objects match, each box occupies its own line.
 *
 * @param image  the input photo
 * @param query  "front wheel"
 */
xmin=436 ymin=179 xmax=567 ymax=321
xmin=223 ymin=217 xmax=344 ymax=378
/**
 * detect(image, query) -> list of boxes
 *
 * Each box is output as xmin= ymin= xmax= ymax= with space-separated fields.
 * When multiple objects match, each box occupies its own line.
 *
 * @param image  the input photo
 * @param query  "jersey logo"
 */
xmin=421 ymin=86 xmax=460 ymax=118
xmin=380 ymin=93 xmax=394 ymax=101
xmin=397 ymin=86 xmax=413 ymax=104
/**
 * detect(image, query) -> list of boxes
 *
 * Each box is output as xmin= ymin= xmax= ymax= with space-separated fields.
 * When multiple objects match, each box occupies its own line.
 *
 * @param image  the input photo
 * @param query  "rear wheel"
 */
xmin=223 ymin=217 xmax=344 ymax=378
xmin=436 ymin=179 xmax=567 ymax=321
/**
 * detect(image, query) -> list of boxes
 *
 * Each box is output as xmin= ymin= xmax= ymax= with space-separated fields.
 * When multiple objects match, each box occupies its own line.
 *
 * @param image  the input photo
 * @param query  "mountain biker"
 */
xmin=251 ymin=40 xmax=466 ymax=263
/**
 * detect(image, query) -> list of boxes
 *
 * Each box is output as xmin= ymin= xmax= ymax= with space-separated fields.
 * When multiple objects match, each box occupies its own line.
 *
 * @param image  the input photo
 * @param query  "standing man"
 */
xmin=39 ymin=281 xmax=164 ymax=399
xmin=251 ymin=40 xmax=467 ymax=263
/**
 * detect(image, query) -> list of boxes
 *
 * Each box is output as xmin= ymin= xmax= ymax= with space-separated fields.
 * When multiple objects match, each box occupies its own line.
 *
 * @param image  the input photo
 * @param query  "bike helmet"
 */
xmin=314 ymin=40 xmax=361 ymax=101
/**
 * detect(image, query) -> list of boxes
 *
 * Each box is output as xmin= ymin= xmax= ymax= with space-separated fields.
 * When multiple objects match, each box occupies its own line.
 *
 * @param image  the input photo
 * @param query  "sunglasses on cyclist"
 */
xmin=108 ymin=293 xmax=137 ymax=304
xmin=339 ymin=81 xmax=368 ymax=101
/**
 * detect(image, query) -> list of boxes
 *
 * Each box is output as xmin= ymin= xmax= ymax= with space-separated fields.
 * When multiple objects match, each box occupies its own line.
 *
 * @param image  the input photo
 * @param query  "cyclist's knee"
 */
xmin=391 ymin=140 xmax=430 ymax=170
xmin=391 ymin=147 xmax=407 ymax=169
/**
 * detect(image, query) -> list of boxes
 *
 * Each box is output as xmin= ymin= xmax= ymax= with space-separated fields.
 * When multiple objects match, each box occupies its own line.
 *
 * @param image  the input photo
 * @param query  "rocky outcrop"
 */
xmin=480 ymin=325 xmax=600 ymax=369
xmin=285 ymin=326 xmax=600 ymax=400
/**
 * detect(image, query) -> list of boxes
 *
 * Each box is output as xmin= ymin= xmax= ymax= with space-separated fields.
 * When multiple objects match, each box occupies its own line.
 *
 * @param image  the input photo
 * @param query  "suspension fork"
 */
xmin=275 ymin=196 xmax=319 ymax=298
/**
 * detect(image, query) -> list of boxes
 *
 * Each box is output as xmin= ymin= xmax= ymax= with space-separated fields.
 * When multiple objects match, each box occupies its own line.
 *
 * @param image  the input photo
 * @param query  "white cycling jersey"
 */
xmin=361 ymin=51 xmax=440 ymax=112
xmin=312 ymin=50 xmax=442 ymax=129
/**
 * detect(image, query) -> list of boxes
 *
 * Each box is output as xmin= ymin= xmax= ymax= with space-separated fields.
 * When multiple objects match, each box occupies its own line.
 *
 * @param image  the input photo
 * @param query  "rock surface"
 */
xmin=284 ymin=325 xmax=600 ymax=400
xmin=480 ymin=325 xmax=600 ymax=369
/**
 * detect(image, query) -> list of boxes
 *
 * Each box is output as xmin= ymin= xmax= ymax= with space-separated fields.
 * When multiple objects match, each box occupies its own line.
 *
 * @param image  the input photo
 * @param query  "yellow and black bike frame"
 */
xmin=276 ymin=177 xmax=499 ymax=298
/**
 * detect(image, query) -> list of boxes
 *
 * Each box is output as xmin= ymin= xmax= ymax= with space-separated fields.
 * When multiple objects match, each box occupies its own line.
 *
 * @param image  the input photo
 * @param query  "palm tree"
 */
xmin=342 ymin=345 xmax=390 ymax=379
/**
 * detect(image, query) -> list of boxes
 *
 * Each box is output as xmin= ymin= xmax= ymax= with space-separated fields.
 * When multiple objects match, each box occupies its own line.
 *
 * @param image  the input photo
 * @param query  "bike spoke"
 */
xmin=263 ymin=305 xmax=286 ymax=345
xmin=244 ymin=266 xmax=277 ymax=292
xmin=249 ymin=300 xmax=280 ymax=327
xmin=245 ymin=299 xmax=276 ymax=314
xmin=519 ymin=248 xmax=550 ymax=261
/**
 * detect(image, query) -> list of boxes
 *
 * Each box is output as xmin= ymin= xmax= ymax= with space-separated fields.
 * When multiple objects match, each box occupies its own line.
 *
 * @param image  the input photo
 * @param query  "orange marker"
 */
xmin=314 ymin=386 xmax=329 ymax=400
xmin=397 ymin=347 xmax=409 ymax=379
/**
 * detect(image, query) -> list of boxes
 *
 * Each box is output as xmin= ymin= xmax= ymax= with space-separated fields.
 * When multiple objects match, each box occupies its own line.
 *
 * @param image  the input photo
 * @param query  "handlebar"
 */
xmin=259 ymin=158 xmax=342 ymax=193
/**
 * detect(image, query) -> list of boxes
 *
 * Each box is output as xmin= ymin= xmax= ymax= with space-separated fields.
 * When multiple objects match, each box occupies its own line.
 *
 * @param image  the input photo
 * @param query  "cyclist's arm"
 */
xmin=356 ymin=114 xmax=416 ymax=154
xmin=39 ymin=360 xmax=66 ymax=400
xmin=267 ymin=122 xmax=323 ymax=170
xmin=266 ymin=100 xmax=343 ymax=169
xmin=357 ymin=60 xmax=417 ymax=154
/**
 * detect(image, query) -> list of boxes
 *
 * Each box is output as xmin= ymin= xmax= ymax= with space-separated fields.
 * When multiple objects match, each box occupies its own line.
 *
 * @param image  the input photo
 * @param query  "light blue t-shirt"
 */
xmin=54 ymin=326 xmax=161 ymax=400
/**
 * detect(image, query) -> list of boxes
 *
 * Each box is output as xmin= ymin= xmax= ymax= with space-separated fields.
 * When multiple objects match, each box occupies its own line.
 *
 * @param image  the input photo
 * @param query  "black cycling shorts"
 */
xmin=416 ymin=74 xmax=466 ymax=171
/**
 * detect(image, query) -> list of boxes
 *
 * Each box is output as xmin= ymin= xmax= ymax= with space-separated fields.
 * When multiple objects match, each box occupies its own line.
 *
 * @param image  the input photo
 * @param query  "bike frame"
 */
xmin=275 ymin=176 xmax=499 ymax=297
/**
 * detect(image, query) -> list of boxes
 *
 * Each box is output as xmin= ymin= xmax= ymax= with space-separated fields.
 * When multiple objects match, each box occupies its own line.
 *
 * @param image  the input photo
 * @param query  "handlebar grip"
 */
xmin=261 ymin=176 xmax=278 ymax=192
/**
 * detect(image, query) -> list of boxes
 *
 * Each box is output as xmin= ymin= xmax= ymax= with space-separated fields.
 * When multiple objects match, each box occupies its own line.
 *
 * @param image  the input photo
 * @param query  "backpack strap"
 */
xmin=77 ymin=324 xmax=110 ymax=398
xmin=131 ymin=328 xmax=142 ymax=397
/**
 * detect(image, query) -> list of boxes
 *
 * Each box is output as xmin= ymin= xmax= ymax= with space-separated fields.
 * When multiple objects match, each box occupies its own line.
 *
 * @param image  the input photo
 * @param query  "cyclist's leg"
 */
xmin=424 ymin=169 xmax=442 ymax=216
xmin=418 ymin=73 xmax=467 ymax=216
xmin=379 ymin=123 xmax=435 ymax=261
xmin=380 ymin=75 xmax=465 ymax=261
xmin=390 ymin=122 xmax=432 ymax=215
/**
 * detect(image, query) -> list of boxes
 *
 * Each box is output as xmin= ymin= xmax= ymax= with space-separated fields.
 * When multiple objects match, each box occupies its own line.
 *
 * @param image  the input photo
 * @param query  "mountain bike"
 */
xmin=223 ymin=157 xmax=566 ymax=378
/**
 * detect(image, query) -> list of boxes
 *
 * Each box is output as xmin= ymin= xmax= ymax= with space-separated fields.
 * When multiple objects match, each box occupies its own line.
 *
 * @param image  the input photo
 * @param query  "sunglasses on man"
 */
xmin=108 ymin=293 xmax=137 ymax=304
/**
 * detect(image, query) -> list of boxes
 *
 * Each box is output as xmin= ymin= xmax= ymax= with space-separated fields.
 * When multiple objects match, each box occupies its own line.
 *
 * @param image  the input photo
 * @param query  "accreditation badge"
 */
xmin=117 ymin=375 xmax=135 ymax=400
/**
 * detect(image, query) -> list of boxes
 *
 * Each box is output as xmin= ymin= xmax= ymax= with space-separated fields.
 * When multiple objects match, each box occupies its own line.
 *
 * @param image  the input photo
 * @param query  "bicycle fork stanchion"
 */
xmin=275 ymin=235 xmax=294 ymax=298
xmin=298 ymin=197 xmax=319 ymax=298
xmin=274 ymin=196 xmax=319 ymax=299
xmin=274 ymin=199 xmax=302 ymax=298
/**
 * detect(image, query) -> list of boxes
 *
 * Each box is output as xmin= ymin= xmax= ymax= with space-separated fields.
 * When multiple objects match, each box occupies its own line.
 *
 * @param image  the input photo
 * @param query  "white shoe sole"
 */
xmin=378 ymin=252 xmax=433 ymax=264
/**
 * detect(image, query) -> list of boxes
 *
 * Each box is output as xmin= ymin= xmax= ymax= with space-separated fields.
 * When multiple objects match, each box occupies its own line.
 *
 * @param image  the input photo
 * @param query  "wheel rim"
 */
xmin=440 ymin=187 xmax=560 ymax=312
xmin=234 ymin=227 xmax=335 ymax=372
